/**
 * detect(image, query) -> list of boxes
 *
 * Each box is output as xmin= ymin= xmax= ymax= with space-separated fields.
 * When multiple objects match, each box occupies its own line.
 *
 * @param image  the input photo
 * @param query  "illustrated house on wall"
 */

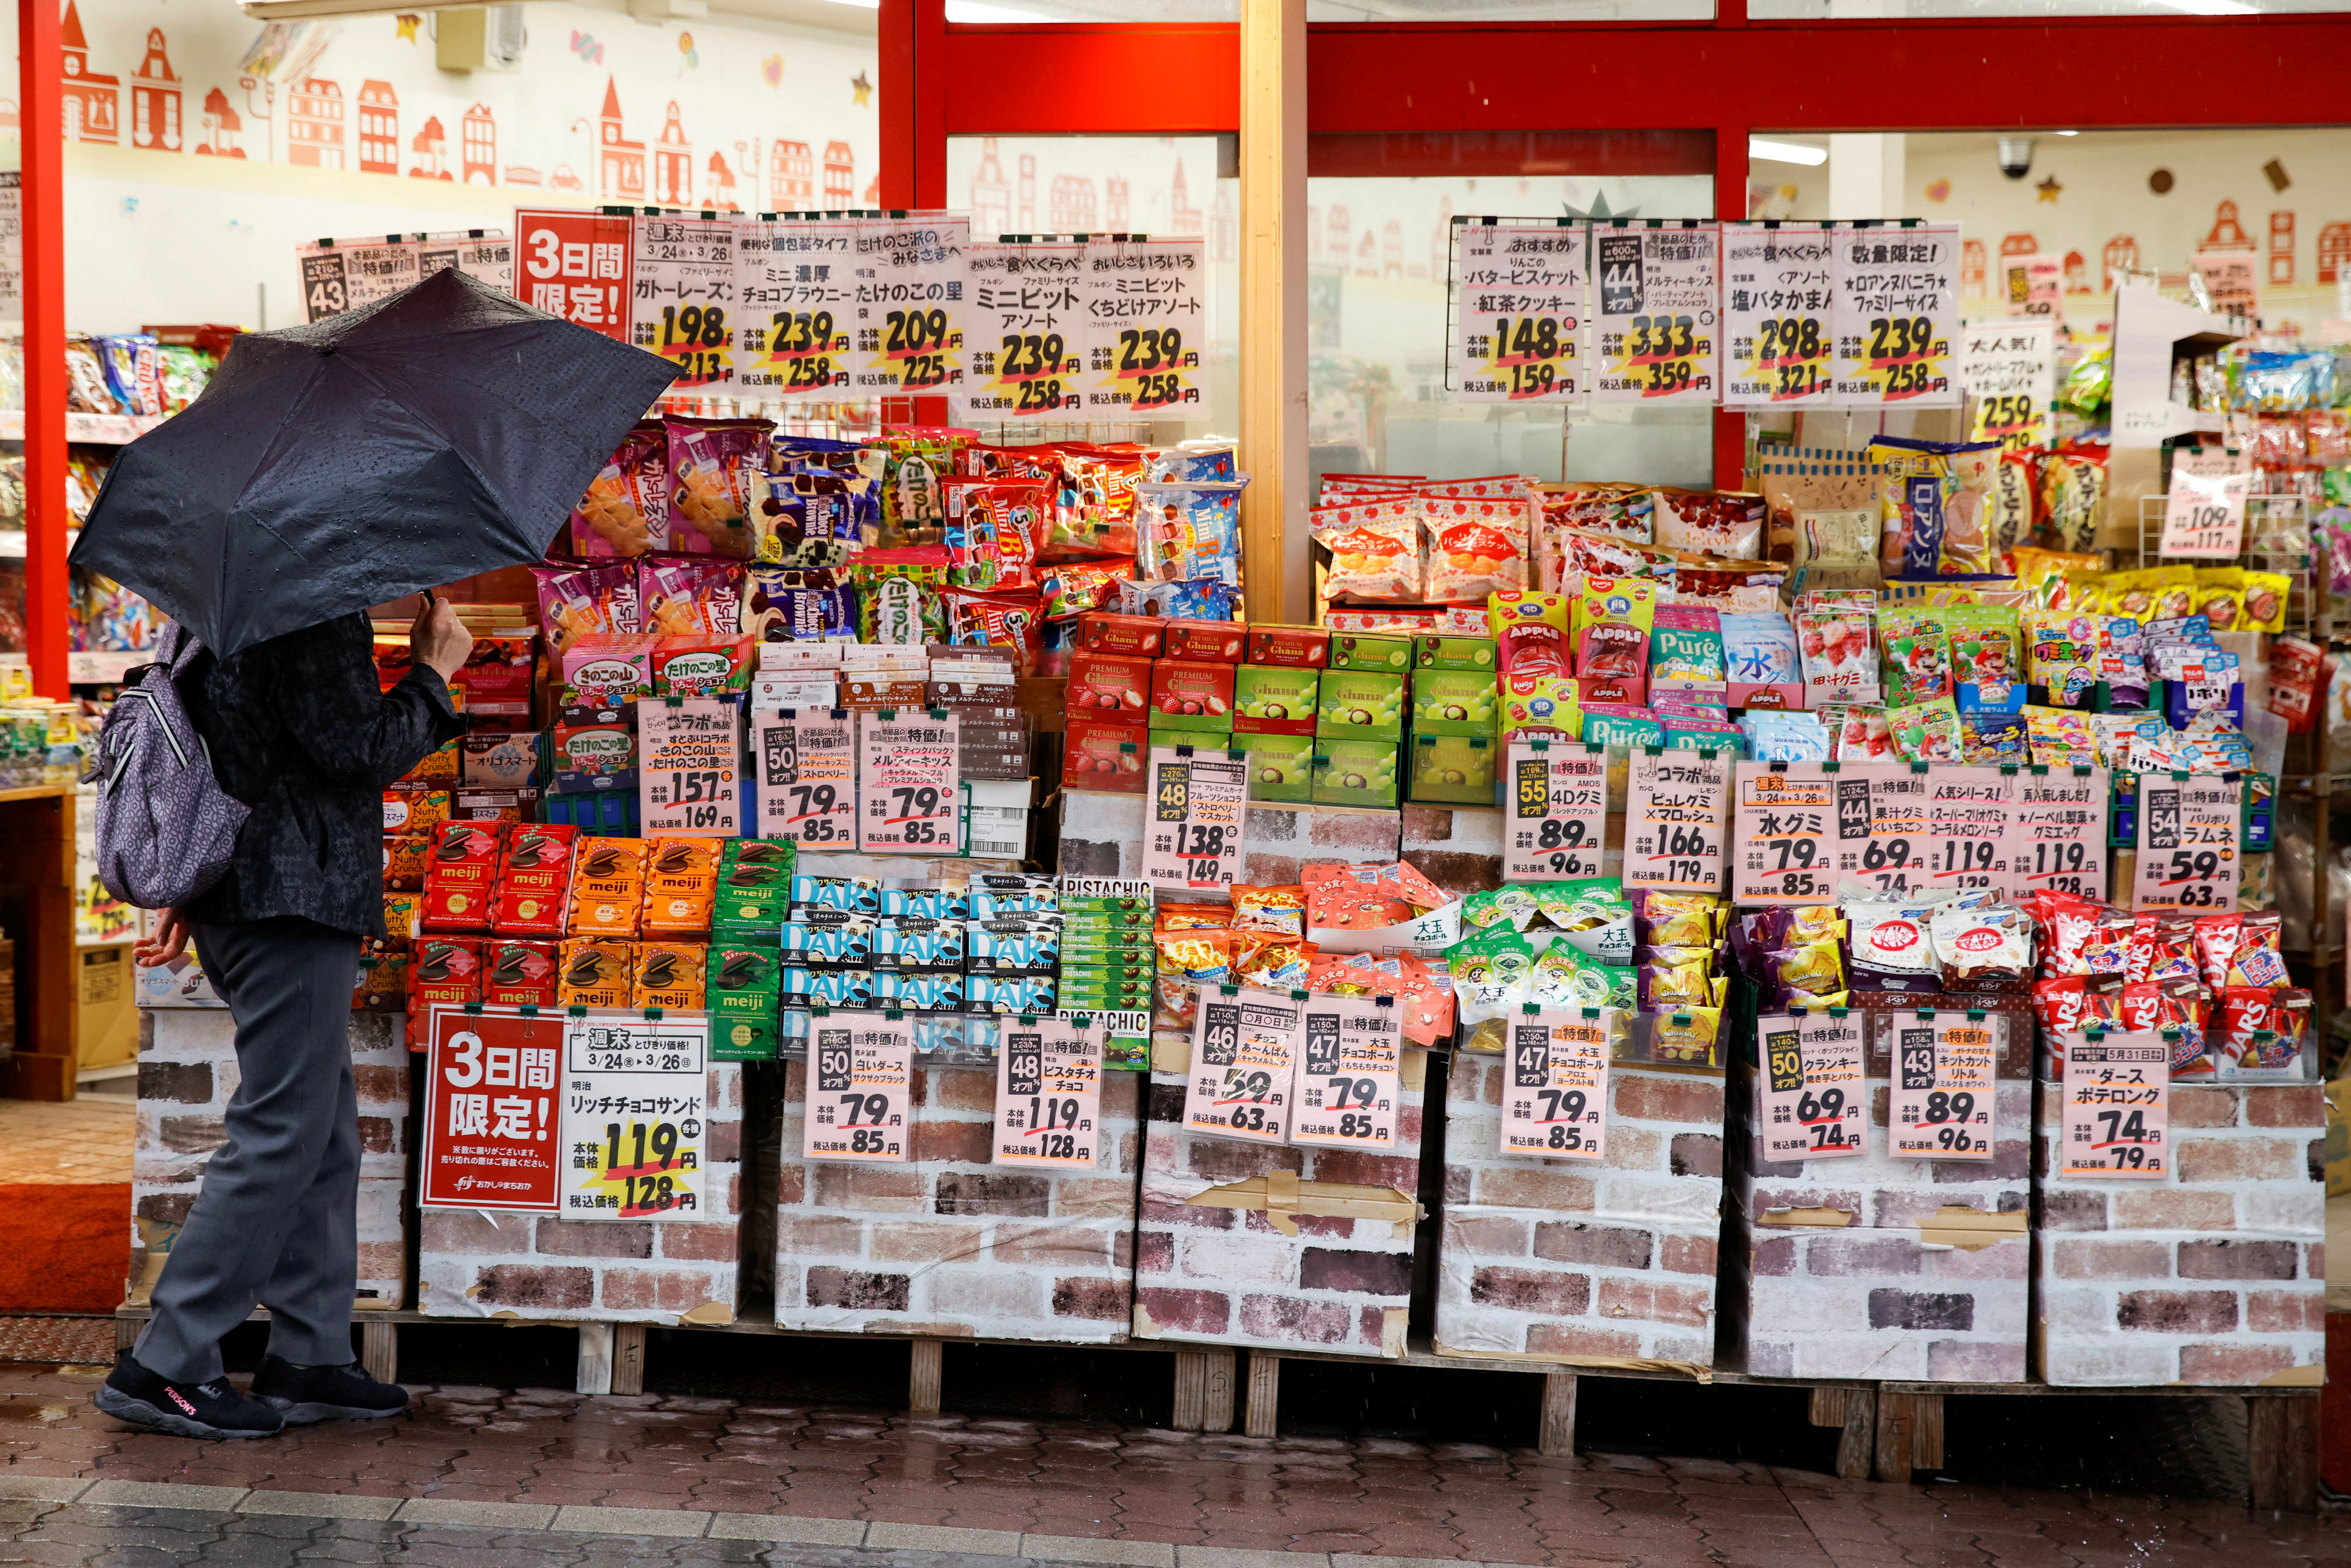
xmin=62 ymin=0 xmax=120 ymax=145
xmin=2102 ymin=235 xmax=2141 ymax=290
xmin=130 ymin=29 xmax=180 ymax=152
xmin=1170 ymin=159 xmax=1202 ymax=237
xmin=823 ymin=141 xmax=854 ymax=206
xmin=410 ymin=115 xmax=449 ymax=179
xmin=195 ymin=85 xmax=243 ymax=158
xmin=598 ymin=76 xmax=645 ymax=203
xmin=1107 ymin=176 xmax=1129 ymax=230
xmin=462 ymin=105 xmax=495 ymax=184
xmin=288 ymin=78 xmax=345 ymax=169
xmin=655 ymin=103 xmax=692 ymax=207
xmin=1050 ymin=175 xmax=1096 ymax=234
xmin=707 ymin=152 xmax=737 ymax=211
xmin=357 ymin=80 xmax=397 ymax=174
xmin=2269 ymin=211 xmax=2295 ymax=286
xmin=967 ymin=137 xmax=1007 ymax=235
xmin=2320 ymin=223 xmax=2351 ymax=285
xmin=1961 ymin=239 xmax=1987 ymax=294
xmin=770 ymin=140 xmax=812 ymax=211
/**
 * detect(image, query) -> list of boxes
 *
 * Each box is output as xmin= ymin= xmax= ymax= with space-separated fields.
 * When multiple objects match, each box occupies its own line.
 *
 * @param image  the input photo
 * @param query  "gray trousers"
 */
xmin=136 ymin=917 xmax=365 ymax=1384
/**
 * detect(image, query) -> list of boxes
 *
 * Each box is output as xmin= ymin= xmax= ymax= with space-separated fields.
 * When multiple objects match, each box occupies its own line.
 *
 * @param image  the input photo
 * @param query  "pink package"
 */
xmin=639 ymin=557 xmax=747 ymax=638
xmin=569 ymin=424 xmax=668 ymax=559
xmin=559 ymin=633 xmax=657 ymax=704
xmin=1575 ymin=620 xmax=1650 ymax=689
xmin=664 ymin=417 xmax=770 ymax=559
xmin=530 ymin=561 xmax=638 ymax=656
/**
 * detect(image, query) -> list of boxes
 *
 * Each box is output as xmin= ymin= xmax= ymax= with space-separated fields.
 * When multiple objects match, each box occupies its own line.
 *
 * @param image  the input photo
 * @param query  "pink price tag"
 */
xmin=857 ymin=710 xmax=962 ymax=856
xmin=1888 ymin=1011 xmax=1998 ymax=1161
xmin=1290 ymin=994 xmax=1404 ymax=1150
xmin=2001 ymin=766 xmax=2109 ymax=901
xmin=1183 ymin=988 xmax=1302 ymax=1145
xmin=2059 ymin=1032 xmax=2169 ymax=1179
xmin=1623 ymin=750 xmax=1727 ymax=893
xmin=993 ymin=1016 xmax=1105 ymax=1168
xmin=1499 ymin=1010 xmax=1611 ymax=1161
xmin=1757 ymin=1010 xmax=1866 ymax=1162
xmin=2131 ymin=775 xmax=2240 ymax=913
xmin=1503 ymin=743 xmax=1607 ymax=883
xmin=1730 ymin=763 xmax=1837 ymax=904
xmin=802 ymin=1014 xmax=913 ymax=1163
xmin=754 ymin=710 xmax=857 ymax=848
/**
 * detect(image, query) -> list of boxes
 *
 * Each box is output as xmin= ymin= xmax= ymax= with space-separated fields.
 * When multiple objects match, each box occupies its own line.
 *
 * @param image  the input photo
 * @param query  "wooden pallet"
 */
xmin=109 ymin=1303 xmax=2320 ymax=1511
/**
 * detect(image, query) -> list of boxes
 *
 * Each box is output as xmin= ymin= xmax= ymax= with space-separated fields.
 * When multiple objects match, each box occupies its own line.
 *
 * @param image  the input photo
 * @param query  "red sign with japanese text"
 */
xmin=514 ymin=208 xmax=633 ymax=341
xmin=418 ymin=1004 xmax=563 ymax=1212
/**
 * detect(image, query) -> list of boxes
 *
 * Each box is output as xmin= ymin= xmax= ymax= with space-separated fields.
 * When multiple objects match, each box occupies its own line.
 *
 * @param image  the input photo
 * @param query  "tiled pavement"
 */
xmin=0 ymin=1367 xmax=2342 ymax=1566
xmin=0 ymin=1096 xmax=133 ymax=1185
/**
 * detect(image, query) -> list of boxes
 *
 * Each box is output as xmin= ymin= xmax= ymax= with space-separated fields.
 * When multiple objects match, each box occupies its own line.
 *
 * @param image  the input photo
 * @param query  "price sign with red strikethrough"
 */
xmin=858 ymin=710 xmax=961 ymax=855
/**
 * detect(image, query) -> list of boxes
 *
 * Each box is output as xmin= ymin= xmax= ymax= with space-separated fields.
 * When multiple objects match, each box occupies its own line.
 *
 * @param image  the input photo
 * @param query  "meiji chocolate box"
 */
xmin=1317 ymin=669 xmax=1406 ymax=741
xmin=632 ymin=941 xmax=707 ymax=1010
xmin=1330 ymin=633 xmax=1413 ymax=672
xmin=1078 ymin=612 xmax=1167 ymax=657
xmin=567 ymin=838 xmax=647 ymax=938
xmin=707 ymin=946 xmax=780 ymax=1061
xmin=652 ymin=634 xmax=755 ymax=698
xmin=1246 ymin=625 xmax=1331 ymax=669
xmin=713 ymin=844 xmax=794 ymax=938
xmin=557 ymin=938 xmax=633 ymax=1009
xmin=1149 ymin=659 xmax=1236 ymax=732
xmin=642 ymin=838 xmax=719 ymax=935
xmin=497 ymin=825 xmax=578 ymax=897
xmin=1064 ymin=717 xmax=1147 ymax=792
xmin=1234 ymin=665 xmax=1320 ymax=736
xmin=1069 ymin=651 xmax=1154 ymax=718
xmin=1164 ymin=621 xmax=1247 ymax=662
xmin=483 ymin=938 xmax=560 ymax=1008
xmin=408 ymin=936 xmax=484 ymax=1018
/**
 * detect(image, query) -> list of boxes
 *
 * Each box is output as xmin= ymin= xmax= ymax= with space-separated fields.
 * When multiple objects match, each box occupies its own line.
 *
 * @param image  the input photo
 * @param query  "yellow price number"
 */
xmin=655 ymin=303 xmax=730 ymax=385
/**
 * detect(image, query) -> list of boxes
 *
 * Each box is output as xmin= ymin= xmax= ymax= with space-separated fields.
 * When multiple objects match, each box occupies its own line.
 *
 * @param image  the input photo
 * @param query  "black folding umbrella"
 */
xmin=70 ymin=266 xmax=677 ymax=658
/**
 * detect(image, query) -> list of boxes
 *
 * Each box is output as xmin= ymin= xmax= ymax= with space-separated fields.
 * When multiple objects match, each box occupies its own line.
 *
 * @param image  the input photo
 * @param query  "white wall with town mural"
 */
xmin=0 ymin=0 xmax=880 ymax=327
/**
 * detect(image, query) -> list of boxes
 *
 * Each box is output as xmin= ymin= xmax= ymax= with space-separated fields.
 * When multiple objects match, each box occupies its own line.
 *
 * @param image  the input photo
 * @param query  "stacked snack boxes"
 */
xmin=1058 ymin=878 xmax=1156 ymax=1068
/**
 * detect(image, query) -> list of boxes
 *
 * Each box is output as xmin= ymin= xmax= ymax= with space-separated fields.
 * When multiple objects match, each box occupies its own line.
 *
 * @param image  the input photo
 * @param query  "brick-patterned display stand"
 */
xmin=1434 ymin=1056 xmax=1722 ymax=1370
xmin=2034 ymin=1077 xmax=2325 ymax=1386
xmin=418 ymin=1064 xmax=745 ymax=1322
xmin=1722 ymin=1000 xmax=2036 ymax=1384
xmin=1133 ymin=1053 xmax=1426 ymax=1358
xmin=772 ymin=1060 xmax=1141 ymax=1340
xmin=133 ymin=1009 xmax=410 ymax=1309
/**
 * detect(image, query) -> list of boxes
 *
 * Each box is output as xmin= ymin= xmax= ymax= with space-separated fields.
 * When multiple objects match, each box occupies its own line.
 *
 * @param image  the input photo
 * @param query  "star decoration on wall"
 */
xmin=851 ymin=71 xmax=873 ymax=106
xmin=1563 ymin=191 xmax=1638 ymax=221
xmin=395 ymin=13 xmax=420 ymax=39
xmin=2036 ymin=175 xmax=2063 ymax=204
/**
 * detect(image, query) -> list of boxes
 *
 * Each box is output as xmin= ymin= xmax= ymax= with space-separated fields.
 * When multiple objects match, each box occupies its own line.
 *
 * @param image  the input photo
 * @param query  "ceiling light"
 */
xmin=2055 ymin=129 xmax=2080 ymax=136
xmin=2151 ymin=0 xmax=2260 ymax=14
xmin=946 ymin=0 xmax=1047 ymax=15
xmin=1749 ymin=138 xmax=1827 ymax=168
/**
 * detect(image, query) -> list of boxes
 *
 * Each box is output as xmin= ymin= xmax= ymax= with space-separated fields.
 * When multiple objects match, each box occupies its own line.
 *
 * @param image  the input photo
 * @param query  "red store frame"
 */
xmin=873 ymin=0 xmax=2351 ymax=511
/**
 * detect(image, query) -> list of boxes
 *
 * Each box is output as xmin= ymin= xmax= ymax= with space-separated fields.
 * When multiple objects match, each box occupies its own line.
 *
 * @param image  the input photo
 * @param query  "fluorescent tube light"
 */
xmin=1749 ymin=138 xmax=1827 ymax=167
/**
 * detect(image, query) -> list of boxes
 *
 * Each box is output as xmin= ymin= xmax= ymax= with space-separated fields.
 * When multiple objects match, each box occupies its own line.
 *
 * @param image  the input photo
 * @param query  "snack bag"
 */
xmin=1880 ymin=623 xmax=1954 ymax=706
xmin=2035 ymin=445 xmax=2109 ymax=556
xmin=1488 ymin=590 xmax=1575 ymax=677
xmin=1651 ymin=489 xmax=1765 ymax=560
xmin=1049 ymin=445 xmax=1143 ymax=562
xmin=876 ymin=428 xmax=975 ymax=550
xmin=1040 ymin=560 xmax=1136 ymax=621
xmin=1885 ymin=697 xmax=1963 ymax=763
xmin=1721 ymin=612 xmax=1801 ymax=688
xmin=1868 ymin=436 xmax=2000 ymax=577
xmin=1796 ymin=610 xmax=1879 ymax=702
xmin=570 ymin=424 xmax=665 ymax=557
xmin=1573 ymin=575 xmax=1656 ymax=688
xmin=2024 ymin=609 xmax=2100 ymax=707
xmin=1313 ymin=504 xmax=1420 ymax=603
xmin=851 ymin=547 xmax=951 ymax=644
xmin=665 ymin=417 xmax=769 ymax=559
xmin=1136 ymin=481 xmax=1247 ymax=588
xmin=943 ymin=476 xmax=1048 ymax=593
xmin=1422 ymin=497 xmax=1528 ymax=603
xmin=532 ymin=561 xmax=637 ymax=656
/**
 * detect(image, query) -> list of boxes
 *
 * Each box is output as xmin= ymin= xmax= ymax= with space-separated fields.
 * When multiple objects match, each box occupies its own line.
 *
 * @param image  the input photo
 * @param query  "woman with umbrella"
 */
xmin=72 ymin=270 xmax=675 ymax=1439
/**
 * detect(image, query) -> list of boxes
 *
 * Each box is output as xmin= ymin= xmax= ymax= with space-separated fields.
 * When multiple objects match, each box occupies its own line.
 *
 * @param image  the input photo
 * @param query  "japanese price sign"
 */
xmin=2191 ymin=251 xmax=2258 ymax=318
xmin=1504 ymin=742 xmax=1608 ymax=882
xmin=2005 ymin=765 xmax=2110 ymax=900
xmin=2132 ymin=774 xmax=2241 ymax=912
xmin=735 ymin=215 xmax=857 ymax=400
xmin=1449 ymin=221 xmax=1587 ymax=403
xmin=1290 ymin=994 xmax=1403 ymax=1151
xmin=1499 ymin=1009 xmax=1611 ymax=1161
xmin=1183 ymin=987 xmax=1302 ymax=1146
xmin=1141 ymin=745 xmax=1249 ymax=892
xmin=1757 ymin=1010 xmax=1866 ymax=1162
xmin=1721 ymin=223 xmax=1835 ymax=407
xmin=2159 ymin=447 xmax=2254 ymax=560
xmin=298 ymin=235 xmax=422 ymax=323
xmin=1997 ymin=252 xmax=2062 ymax=318
xmin=1831 ymin=223 xmax=1960 ymax=407
xmin=639 ymin=699 xmax=741 ymax=836
xmin=560 ymin=1012 xmax=711 ymax=1221
xmin=2059 ymin=1031 xmax=2170 ymax=1179
xmin=1889 ymin=1011 xmax=1997 ymax=1161
xmin=848 ymin=215 xmax=967 ymax=398
xmin=418 ymin=1004 xmax=563 ymax=1212
xmin=1959 ymin=319 xmax=2056 ymax=450
xmin=1083 ymin=238 xmax=1208 ymax=417
xmin=962 ymin=241 xmax=1084 ymax=420
xmin=1731 ymin=762 xmax=1837 ymax=904
xmin=803 ymin=1012 xmax=914 ymax=1162
xmin=1624 ymin=750 xmax=1728 ymax=893
xmin=857 ymin=709 xmax=961 ymax=855
xmin=514 ymin=207 xmax=632 ymax=340
xmin=993 ymin=1015 xmax=1104 ymax=1168
xmin=418 ymin=230 xmax=514 ymax=295
xmin=753 ymin=709 xmax=857 ymax=847
xmin=629 ymin=213 xmax=735 ymax=390
xmin=1590 ymin=222 xmax=1720 ymax=405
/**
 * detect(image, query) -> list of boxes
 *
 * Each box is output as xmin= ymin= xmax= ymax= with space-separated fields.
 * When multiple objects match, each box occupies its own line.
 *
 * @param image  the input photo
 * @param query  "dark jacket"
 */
xmin=180 ymin=611 xmax=466 ymax=939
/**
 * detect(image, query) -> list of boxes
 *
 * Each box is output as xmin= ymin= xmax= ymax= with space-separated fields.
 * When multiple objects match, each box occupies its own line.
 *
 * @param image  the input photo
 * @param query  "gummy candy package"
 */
xmin=1796 ymin=610 xmax=1879 ymax=703
xmin=2024 ymin=610 xmax=2100 ymax=707
xmin=1489 ymin=589 xmax=1575 ymax=676
xmin=1136 ymin=481 xmax=1246 ymax=588
xmin=1885 ymin=697 xmax=1963 ymax=763
xmin=1721 ymin=612 xmax=1801 ymax=687
xmin=666 ymin=416 xmax=769 ymax=559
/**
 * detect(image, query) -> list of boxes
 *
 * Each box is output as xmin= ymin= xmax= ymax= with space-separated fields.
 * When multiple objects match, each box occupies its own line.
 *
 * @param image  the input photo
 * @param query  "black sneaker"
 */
xmin=249 ymin=1354 xmax=409 ymax=1425
xmin=95 ymin=1357 xmax=284 ymax=1441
